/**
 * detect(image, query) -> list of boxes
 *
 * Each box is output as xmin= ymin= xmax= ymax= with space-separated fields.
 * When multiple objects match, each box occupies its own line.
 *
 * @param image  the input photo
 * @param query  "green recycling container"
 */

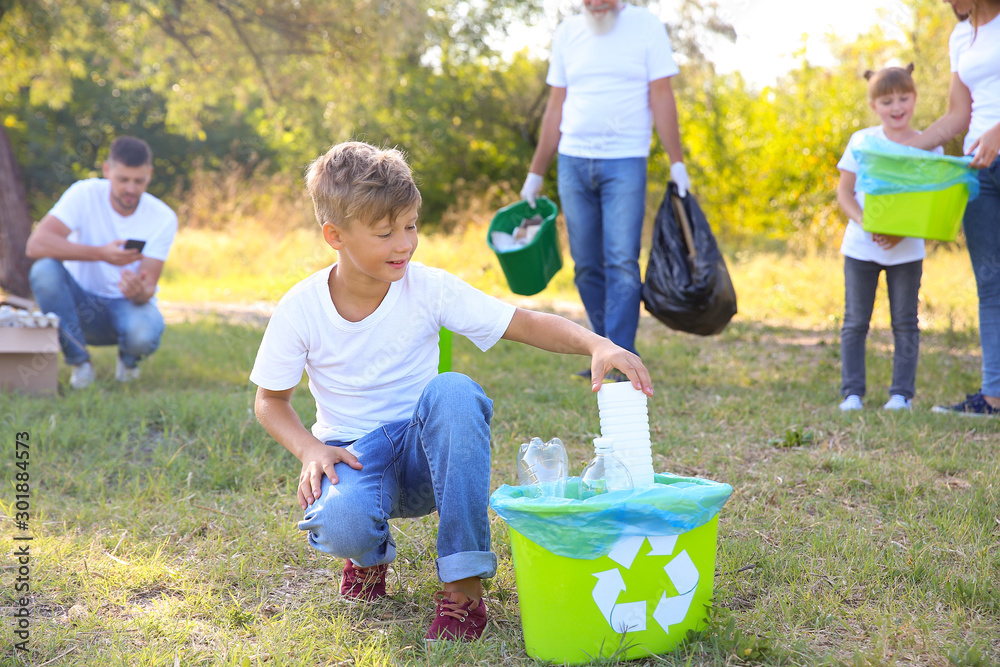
xmin=487 ymin=197 xmax=562 ymax=296
xmin=509 ymin=516 xmax=719 ymax=664
xmin=863 ymin=183 xmax=968 ymax=241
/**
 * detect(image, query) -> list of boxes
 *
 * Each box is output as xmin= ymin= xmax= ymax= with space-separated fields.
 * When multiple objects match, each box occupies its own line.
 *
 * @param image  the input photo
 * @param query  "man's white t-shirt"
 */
xmin=48 ymin=178 xmax=178 ymax=299
xmin=949 ymin=15 xmax=1000 ymax=156
xmin=547 ymin=4 xmax=679 ymax=159
xmin=837 ymin=126 xmax=935 ymax=265
xmin=249 ymin=262 xmax=516 ymax=443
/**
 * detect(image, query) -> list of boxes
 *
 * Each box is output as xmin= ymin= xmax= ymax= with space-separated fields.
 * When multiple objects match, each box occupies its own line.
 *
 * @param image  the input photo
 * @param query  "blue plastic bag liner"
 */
xmin=853 ymin=135 xmax=979 ymax=200
xmin=489 ymin=473 xmax=733 ymax=560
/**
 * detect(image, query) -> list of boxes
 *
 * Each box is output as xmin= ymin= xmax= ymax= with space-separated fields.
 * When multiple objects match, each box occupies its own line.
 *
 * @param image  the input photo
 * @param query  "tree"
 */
xmin=0 ymin=124 xmax=32 ymax=296
xmin=1 ymin=0 xmax=535 ymax=293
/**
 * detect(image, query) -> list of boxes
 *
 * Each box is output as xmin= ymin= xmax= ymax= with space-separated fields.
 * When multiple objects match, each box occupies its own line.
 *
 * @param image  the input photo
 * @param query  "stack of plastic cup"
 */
xmin=596 ymin=382 xmax=656 ymax=487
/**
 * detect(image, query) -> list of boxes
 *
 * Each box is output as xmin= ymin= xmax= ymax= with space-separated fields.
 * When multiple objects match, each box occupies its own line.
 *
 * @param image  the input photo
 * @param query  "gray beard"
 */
xmin=583 ymin=5 xmax=620 ymax=35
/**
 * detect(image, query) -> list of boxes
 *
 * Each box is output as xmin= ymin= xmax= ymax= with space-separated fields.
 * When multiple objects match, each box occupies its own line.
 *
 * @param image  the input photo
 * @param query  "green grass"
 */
xmin=3 ymin=236 xmax=999 ymax=665
xmin=159 ymin=221 xmax=979 ymax=334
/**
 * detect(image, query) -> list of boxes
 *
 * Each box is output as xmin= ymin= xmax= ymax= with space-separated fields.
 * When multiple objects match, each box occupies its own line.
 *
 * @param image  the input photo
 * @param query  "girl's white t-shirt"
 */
xmin=837 ymin=126 xmax=937 ymax=266
xmin=48 ymin=178 xmax=178 ymax=298
xmin=547 ymin=4 xmax=679 ymax=158
xmin=249 ymin=262 xmax=516 ymax=443
xmin=949 ymin=15 xmax=1000 ymax=155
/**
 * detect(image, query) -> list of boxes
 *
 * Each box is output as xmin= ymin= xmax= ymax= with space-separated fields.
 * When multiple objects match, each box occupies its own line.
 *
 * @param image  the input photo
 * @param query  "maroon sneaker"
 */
xmin=424 ymin=591 xmax=488 ymax=642
xmin=339 ymin=560 xmax=388 ymax=601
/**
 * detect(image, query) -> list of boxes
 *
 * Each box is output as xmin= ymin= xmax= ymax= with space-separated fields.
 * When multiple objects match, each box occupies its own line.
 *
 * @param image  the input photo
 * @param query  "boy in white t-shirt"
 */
xmin=26 ymin=136 xmax=178 ymax=389
xmin=835 ymin=65 xmax=938 ymax=412
xmin=250 ymin=141 xmax=653 ymax=642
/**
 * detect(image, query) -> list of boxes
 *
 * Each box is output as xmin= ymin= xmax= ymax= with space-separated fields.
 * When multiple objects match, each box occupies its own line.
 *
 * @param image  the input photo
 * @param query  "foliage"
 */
xmin=0 ymin=0 xmax=966 ymax=241
xmin=669 ymin=0 xmax=958 ymax=246
xmin=2 ymin=78 xmax=275 ymax=219
xmin=0 ymin=0 xmax=543 ymax=222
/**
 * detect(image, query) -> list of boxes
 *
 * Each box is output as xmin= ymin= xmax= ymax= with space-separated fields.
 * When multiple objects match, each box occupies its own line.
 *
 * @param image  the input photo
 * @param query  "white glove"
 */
xmin=520 ymin=173 xmax=544 ymax=208
xmin=670 ymin=161 xmax=691 ymax=198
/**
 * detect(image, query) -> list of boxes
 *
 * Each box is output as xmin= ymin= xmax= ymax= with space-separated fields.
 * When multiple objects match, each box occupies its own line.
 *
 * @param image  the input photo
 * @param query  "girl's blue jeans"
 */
xmin=297 ymin=372 xmax=497 ymax=584
xmin=28 ymin=258 xmax=165 ymax=368
xmin=964 ymin=157 xmax=1000 ymax=398
xmin=841 ymin=257 xmax=922 ymax=399
xmin=557 ymin=154 xmax=648 ymax=355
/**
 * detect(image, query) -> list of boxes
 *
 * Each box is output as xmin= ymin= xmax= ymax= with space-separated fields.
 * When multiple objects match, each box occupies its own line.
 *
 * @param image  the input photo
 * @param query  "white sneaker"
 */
xmin=70 ymin=361 xmax=96 ymax=389
xmin=115 ymin=355 xmax=140 ymax=383
xmin=839 ymin=395 xmax=863 ymax=411
xmin=883 ymin=394 xmax=912 ymax=411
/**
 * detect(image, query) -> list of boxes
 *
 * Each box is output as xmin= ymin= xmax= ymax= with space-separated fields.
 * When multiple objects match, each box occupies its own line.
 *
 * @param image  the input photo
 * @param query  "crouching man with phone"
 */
xmin=26 ymin=136 xmax=178 ymax=389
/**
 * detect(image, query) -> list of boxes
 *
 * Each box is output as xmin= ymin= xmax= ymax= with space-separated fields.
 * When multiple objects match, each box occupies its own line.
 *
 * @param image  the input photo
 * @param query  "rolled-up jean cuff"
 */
xmin=436 ymin=551 xmax=497 ymax=583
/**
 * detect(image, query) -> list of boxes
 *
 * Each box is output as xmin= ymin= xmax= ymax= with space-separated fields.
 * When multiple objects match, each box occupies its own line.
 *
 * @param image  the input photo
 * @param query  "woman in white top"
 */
xmin=911 ymin=0 xmax=1000 ymax=416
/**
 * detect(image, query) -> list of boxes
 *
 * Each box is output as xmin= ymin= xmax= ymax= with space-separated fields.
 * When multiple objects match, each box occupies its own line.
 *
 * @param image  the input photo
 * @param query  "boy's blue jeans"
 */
xmin=841 ymin=257 xmax=922 ymax=399
xmin=964 ymin=156 xmax=1000 ymax=398
xmin=28 ymin=258 xmax=165 ymax=369
xmin=298 ymin=373 xmax=497 ymax=583
xmin=557 ymin=154 xmax=648 ymax=355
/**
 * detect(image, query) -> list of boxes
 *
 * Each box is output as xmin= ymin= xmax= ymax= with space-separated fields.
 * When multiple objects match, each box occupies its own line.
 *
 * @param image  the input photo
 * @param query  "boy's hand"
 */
xmin=298 ymin=443 xmax=362 ymax=510
xmin=590 ymin=340 xmax=654 ymax=396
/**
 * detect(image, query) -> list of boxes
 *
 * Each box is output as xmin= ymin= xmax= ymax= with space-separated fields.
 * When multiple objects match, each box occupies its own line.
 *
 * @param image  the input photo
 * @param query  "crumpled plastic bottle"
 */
xmin=580 ymin=437 xmax=633 ymax=499
xmin=516 ymin=436 xmax=569 ymax=497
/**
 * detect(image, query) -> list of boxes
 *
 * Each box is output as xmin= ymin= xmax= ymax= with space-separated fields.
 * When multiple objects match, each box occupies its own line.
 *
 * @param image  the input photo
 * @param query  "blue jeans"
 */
xmin=28 ymin=258 xmax=165 ymax=368
xmin=557 ymin=154 xmax=647 ymax=354
xmin=964 ymin=156 xmax=1000 ymax=397
xmin=841 ymin=257 xmax=922 ymax=399
xmin=297 ymin=373 xmax=497 ymax=583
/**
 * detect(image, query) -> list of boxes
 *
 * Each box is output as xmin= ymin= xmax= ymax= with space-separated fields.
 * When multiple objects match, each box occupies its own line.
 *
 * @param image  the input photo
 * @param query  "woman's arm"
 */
xmin=907 ymin=73 xmax=972 ymax=150
xmin=968 ymin=122 xmax=1000 ymax=168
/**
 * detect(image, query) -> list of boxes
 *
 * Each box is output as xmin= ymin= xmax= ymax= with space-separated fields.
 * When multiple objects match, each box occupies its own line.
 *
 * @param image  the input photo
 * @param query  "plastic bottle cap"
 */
xmin=593 ymin=437 xmax=616 ymax=452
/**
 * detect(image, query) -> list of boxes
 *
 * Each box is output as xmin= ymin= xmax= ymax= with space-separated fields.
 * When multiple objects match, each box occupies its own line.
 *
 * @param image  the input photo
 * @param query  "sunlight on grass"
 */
xmin=160 ymin=220 xmax=979 ymax=335
xmin=38 ymin=211 xmax=983 ymax=667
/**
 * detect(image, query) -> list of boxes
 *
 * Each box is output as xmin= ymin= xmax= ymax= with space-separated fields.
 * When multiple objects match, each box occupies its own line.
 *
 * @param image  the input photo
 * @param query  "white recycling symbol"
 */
xmin=591 ymin=535 xmax=699 ymax=634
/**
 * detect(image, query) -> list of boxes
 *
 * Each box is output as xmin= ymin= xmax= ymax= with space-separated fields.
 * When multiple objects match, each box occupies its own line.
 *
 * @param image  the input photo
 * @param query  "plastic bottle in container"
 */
xmin=579 ymin=437 xmax=633 ymax=499
xmin=516 ymin=437 xmax=569 ymax=497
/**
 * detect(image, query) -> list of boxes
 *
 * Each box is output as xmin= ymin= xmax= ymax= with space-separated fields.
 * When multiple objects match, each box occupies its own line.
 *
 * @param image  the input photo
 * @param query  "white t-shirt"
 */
xmin=48 ymin=178 xmax=178 ymax=298
xmin=837 ymin=126 xmax=936 ymax=265
xmin=249 ymin=262 xmax=517 ymax=443
xmin=547 ymin=4 xmax=679 ymax=159
xmin=949 ymin=15 xmax=1000 ymax=155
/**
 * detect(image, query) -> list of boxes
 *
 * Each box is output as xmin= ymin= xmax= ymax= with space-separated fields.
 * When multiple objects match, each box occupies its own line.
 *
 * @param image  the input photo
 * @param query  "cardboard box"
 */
xmin=0 ymin=327 xmax=60 ymax=396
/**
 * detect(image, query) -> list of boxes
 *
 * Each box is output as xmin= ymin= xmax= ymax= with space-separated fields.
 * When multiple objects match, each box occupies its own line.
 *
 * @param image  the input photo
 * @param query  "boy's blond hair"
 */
xmin=305 ymin=141 xmax=421 ymax=228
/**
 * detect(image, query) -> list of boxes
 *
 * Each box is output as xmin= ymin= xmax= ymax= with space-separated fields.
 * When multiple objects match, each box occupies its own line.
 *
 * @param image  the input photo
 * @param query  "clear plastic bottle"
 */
xmin=580 ymin=437 xmax=633 ymax=499
xmin=516 ymin=437 xmax=569 ymax=497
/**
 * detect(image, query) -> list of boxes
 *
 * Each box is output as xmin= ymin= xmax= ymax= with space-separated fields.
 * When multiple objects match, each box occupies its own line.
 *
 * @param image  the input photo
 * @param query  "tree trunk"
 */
xmin=0 ymin=125 xmax=33 ymax=298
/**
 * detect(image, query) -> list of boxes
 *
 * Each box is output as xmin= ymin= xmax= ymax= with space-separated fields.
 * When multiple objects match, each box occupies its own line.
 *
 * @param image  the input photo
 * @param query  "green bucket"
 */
xmin=509 ymin=516 xmax=720 ymax=664
xmin=862 ymin=183 xmax=969 ymax=242
xmin=487 ymin=197 xmax=562 ymax=296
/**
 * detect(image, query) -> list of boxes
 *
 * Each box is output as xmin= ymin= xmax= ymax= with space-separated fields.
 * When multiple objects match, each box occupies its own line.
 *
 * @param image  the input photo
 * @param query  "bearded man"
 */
xmin=521 ymin=0 xmax=689 ymax=376
xmin=25 ymin=136 xmax=177 ymax=389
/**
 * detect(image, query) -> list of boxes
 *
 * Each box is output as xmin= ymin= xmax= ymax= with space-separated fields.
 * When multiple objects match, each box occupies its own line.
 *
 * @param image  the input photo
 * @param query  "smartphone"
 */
xmin=124 ymin=239 xmax=146 ymax=252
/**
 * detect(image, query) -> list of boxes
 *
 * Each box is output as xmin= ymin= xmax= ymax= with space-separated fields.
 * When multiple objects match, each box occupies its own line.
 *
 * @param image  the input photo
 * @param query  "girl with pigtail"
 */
xmin=835 ymin=63 xmax=942 ymax=412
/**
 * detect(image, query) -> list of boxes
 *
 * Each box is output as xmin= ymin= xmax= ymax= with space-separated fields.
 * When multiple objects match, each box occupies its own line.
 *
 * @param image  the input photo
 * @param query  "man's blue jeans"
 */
xmin=297 ymin=373 xmax=497 ymax=584
xmin=557 ymin=154 xmax=648 ymax=354
xmin=28 ymin=258 xmax=164 ymax=368
xmin=964 ymin=156 xmax=1000 ymax=397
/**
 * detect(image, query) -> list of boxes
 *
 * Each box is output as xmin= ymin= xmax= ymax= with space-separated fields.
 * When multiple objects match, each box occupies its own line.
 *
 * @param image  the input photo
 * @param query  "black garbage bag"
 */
xmin=641 ymin=183 xmax=737 ymax=336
